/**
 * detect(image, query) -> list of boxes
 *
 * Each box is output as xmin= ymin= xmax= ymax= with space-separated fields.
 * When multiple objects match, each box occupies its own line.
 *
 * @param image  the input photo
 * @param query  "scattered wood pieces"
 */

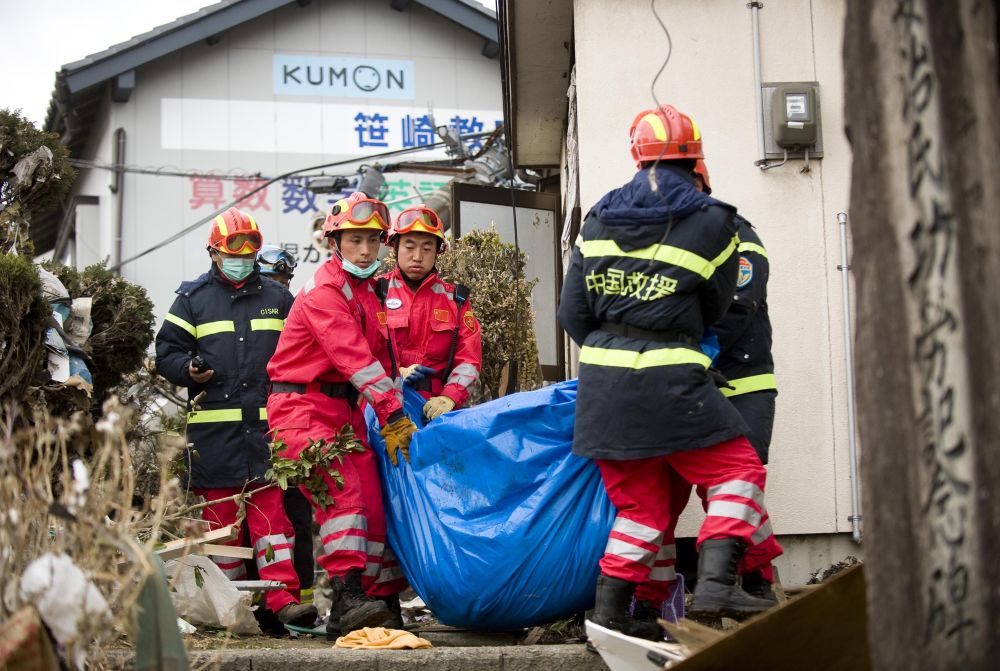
xmin=155 ymin=525 xmax=238 ymax=561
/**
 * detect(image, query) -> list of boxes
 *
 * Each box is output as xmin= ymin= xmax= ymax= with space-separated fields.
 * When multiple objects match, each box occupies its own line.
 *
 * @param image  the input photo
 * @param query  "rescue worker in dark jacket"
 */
xmin=654 ymin=160 xmax=779 ymax=606
xmin=558 ymin=105 xmax=782 ymax=639
xmin=155 ymin=208 xmax=316 ymax=628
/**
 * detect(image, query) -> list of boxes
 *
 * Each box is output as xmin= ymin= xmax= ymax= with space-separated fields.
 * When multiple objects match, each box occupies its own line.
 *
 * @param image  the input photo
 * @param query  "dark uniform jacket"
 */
xmin=155 ymin=265 xmax=294 ymax=489
xmin=713 ymin=216 xmax=775 ymax=397
xmin=559 ymin=165 xmax=749 ymax=460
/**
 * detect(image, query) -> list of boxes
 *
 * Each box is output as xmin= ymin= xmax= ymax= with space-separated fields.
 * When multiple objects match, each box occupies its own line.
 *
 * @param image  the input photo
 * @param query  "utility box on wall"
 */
xmin=762 ymin=81 xmax=823 ymax=160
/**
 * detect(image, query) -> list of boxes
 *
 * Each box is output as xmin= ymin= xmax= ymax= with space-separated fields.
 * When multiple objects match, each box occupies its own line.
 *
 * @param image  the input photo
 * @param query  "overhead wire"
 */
xmin=108 ymin=130 xmax=495 ymax=272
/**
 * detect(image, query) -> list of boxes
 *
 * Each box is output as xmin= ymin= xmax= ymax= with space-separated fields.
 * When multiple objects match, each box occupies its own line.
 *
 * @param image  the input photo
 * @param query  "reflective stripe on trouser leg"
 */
xmin=370 ymin=546 xmax=407 ymax=597
xmin=665 ymin=436 xmax=783 ymax=566
xmin=242 ymin=485 xmax=301 ymax=612
xmin=194 ymin=486 xmax=250 ymax=581
xmin=595 ymin=457 xmax=675 ymax=584
xmin=636 ymin=470 xmax=693 ymax=605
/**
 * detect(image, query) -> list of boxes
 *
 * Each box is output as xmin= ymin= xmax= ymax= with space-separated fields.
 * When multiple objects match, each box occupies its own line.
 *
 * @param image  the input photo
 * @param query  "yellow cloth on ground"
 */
xmin=333 ymin=627 xmax=433 ymax=650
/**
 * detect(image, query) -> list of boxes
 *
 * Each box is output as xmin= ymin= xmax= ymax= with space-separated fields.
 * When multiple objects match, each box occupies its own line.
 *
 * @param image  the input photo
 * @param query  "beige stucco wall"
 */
xmin=573 ymin=0 xmax=858 ymax=538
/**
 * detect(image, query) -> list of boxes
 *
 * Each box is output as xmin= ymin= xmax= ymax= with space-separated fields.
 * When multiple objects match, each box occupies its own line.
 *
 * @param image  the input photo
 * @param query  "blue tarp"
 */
xmin=366 ymin=380 xmax=615 ymax=629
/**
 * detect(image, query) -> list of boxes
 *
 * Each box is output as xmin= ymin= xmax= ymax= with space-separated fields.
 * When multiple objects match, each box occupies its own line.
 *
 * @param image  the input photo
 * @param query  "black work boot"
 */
xmin=741 ymin=569 xmax=778 ymax=604
xmin=379 ymin=594 xmax=404 ymax=629
xmin=690 ymin=539 xmax=775 ymax=618
xmin=589 ymin=575 xmax=662 ymax=641
xmin=325 ymin=569 xmax=392 ymax=641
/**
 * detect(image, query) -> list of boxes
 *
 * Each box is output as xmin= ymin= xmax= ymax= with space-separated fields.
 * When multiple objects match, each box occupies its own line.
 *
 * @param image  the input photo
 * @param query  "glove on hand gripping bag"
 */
xmin=365 ymin=380 xmax=615 ymax=629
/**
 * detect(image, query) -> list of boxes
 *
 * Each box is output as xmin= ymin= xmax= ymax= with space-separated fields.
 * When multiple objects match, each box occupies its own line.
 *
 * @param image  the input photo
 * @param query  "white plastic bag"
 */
xmin=165 ymin=555 xmax=260 ymax=635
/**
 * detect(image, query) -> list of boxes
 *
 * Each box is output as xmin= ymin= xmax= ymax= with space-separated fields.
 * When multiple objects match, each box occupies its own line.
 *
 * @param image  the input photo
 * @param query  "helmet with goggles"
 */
xmin=323 ymin=192 xmax=390 ymax=240
xmin=388 ymin=205 xmax=447 ymax=251
xmin=207 ymin=207 xmax=262 ymax=255
xmin=257 ymin=244 xmax=298 ymax=278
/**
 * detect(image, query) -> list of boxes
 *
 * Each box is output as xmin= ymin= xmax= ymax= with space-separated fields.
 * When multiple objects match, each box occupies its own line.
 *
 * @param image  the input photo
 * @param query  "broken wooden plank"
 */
xmin=155 ymin=525 xmax=238 ymax=561
xmin=198 ymin=543 xmax=253 ymax=560
xmin=231 ymin=580 xmax=287 ymax=591
xmin=670 ymin=564 xmax=870 ymax=671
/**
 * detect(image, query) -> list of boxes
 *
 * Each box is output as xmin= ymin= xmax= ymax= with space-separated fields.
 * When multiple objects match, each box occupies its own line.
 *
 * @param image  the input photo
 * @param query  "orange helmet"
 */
xmin=207 ymin=207 xmax=262 ymax=254
xmin=323 ymin=192 xmax=390 ymax=240
xmin=629 ymin=104 xmax=704 ymax=168
xmin=388 ymin=205 xmax=447 ymax=251
xmin=692 ymin=159 xmax=712 ymax=195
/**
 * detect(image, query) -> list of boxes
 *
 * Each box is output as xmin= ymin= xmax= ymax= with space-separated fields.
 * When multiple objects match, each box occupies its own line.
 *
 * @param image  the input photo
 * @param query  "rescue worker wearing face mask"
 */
xmin=154 ymin=208 xmax=316 ymax=628
xmin=558 ymin=104 xmax=782 ymax=640
xmin=376 ymin=206 xmax=482 ymax=421
xmin=265 ymin=192 xmax=418 ymax=641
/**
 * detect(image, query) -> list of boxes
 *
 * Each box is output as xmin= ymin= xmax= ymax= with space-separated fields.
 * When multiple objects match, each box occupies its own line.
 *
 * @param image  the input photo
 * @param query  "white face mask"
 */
xmin=341 ymin=256 xmax=380 ymax=278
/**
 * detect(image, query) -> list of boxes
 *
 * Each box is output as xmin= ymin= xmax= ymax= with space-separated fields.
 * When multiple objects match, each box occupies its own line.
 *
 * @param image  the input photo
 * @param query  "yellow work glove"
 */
xmin=380 ymin=415 xmax=418 ymax=466
xmin=398 ymin=363 xmax=419 ymax=379
xmin=423 ymin=396 xmax=456 ymax=420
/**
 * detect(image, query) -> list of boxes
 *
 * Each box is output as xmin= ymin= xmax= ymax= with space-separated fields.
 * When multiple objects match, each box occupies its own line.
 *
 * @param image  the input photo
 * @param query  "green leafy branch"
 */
xmin=265 ymin=425 xmax=366 ymax=511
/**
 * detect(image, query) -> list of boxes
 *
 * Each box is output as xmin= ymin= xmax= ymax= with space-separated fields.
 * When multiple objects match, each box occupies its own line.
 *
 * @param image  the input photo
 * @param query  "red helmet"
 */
xmin=388 ymin=205 xmax=447 ymax=251
xmin=207 ymin=207 xmax=262 ymax=254
xmin=693 ymin=159 xmax=712 ymax=195
xmin=323 ymin=192 xmax=390 ymax=240
xmin=629 ymin=104 xmax=704 ymax=168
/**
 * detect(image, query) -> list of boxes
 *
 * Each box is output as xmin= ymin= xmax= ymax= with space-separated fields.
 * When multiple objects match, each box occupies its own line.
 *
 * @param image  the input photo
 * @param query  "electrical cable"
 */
xmin=108 ymin=130 xmax=495 ymax=272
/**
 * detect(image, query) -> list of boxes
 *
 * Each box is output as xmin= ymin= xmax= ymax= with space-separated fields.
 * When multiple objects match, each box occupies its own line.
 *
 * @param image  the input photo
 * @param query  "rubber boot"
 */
xmin=741 ymin=569 xmax=778 ymax=604
xmin=379 ymin=594 xmax=404 ymax=629
xmin=589 ymin=575 xmax=662 ymax=641
xmin=690 ymin=539 xmax=775 ymax=618
xmin=325 ymin=569 xmax=392 ymax=641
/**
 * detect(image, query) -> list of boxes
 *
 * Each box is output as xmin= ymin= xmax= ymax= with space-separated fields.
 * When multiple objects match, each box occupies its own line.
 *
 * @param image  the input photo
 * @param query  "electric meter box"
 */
xmin=771 ymin=84 xmax=819 ymax=148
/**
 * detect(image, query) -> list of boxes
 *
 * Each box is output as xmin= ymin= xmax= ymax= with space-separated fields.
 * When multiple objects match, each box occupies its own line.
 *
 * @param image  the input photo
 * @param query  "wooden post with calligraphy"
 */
xmin=843 ymin=1 xmax=1000 ymax=668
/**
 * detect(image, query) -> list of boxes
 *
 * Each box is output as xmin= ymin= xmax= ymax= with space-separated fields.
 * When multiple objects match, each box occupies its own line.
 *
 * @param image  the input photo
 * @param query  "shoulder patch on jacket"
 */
xmin=737 ymin=256 xmax=754 ymax=288
xmin=463 ymin=311 xmax=479 ymax=333
xmin=176 ymin=273 xmax=211 ymax=297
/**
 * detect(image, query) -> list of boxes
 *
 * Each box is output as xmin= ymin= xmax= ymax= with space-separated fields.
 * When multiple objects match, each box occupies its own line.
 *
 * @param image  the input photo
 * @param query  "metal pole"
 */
xmin=750 ymin=2 xmax=767 ymax=166
xmin=838 ymin=211 xmax=863 ymax=543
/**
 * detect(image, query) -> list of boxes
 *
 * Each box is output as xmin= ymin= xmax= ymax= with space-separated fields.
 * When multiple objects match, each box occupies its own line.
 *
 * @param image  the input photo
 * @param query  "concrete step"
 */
xmin=108 ymin=644 xmax=609 ymax=670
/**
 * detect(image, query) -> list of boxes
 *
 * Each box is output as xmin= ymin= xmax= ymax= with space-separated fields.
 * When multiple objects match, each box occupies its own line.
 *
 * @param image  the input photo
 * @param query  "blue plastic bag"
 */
xmin=365 ymin=380 xmax=615 ymax=629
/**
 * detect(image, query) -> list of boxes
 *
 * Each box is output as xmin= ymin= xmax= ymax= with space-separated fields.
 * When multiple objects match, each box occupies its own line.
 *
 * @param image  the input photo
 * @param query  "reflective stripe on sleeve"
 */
xmin=446 ymin=363 xmax=479 ymax=389
xmin=195 ymin=320 xmax=236 ymax=338
xmin=709 ymin=234 xmax=740 ymax=268
xmin=737 ymin=241 xmax=768 ymax=258
xmin=350 ymin=361 xmax=387 ymax=390
xmin=721 ymin=373 xmax=778 ymax=397
xmin=250 ymin=318 xmax=285 ymax=331
xmin=164 ymin=312 xmax=196 ymax=337
xmin=259 ymin=407 xmax=267 ymax=421
xmin=579 ymin=345 xmax=711 ymax=370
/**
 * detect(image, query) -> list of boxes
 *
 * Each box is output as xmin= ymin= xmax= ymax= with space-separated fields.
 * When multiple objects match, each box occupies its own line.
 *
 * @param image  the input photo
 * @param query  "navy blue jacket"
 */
xmin=713 ymin=216 xmax=776 ymax=398
xmin=155 ymin=265 xmax=293 ymax=488
xmin=559 ymin=165 xmax=749 ymax=459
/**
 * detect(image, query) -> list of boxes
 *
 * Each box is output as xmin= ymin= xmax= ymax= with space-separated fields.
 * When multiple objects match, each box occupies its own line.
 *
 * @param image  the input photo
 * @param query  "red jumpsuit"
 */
xmin=266 ymin=256 xmax=406 ymax=597
xmin=381 ymin=268 xmax=482 ymax=406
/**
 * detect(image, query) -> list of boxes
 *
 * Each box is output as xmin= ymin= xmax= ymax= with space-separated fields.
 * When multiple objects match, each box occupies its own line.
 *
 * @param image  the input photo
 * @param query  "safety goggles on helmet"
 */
xmin=214 ymin=230 xmax=262 ymax=255
xmin=258 ymin=245 xmax=297 ymax=276
xmin=339 ymin=197 xmax=391 ymax=231
xmin=394 ymin=207 xmax=444 ymax=237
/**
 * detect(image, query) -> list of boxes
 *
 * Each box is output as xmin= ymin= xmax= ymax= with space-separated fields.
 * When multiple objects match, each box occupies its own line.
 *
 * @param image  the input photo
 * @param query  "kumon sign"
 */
xmin=273 ymin=54 xmax=414 ymax=100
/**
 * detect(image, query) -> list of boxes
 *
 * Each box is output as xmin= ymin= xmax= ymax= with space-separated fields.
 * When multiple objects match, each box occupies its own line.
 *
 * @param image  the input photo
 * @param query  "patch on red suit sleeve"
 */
xmin=376 ymin=311 xmax=387 ymax=325
xmin=463 ymin=311 xmax=479 ymax=333
xmin=433 ymin=308 xmax=450 ymax=322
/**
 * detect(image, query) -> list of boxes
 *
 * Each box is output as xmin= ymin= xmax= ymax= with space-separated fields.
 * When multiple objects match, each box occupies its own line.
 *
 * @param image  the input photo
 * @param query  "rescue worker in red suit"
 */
xmin=265 ymin=192 xmax=418 ymax=640
xmin=154 ymin=208 xmax=317 ymax=628
xmin=377 ymin=205 xmax=482 ymax=418
xmin=558 ymin=105 xmax=782 ymax=640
